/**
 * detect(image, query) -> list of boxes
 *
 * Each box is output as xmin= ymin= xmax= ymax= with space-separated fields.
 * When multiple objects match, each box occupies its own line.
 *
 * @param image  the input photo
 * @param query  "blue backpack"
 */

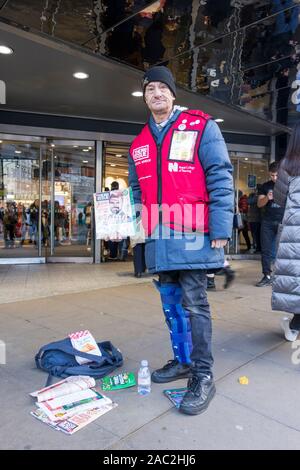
xmin=35 ymin=338 xmax=123 ymax=384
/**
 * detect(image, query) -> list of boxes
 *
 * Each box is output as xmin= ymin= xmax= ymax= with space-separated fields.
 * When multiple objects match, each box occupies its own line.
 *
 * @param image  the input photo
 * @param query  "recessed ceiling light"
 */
xmin=244 ymin=158 xmax=249 ymax=161
xmin=82 ymin=160 xmax=88 ymax=163
xmin=214 ymin=118 xmax=224 ymax=123
xmin=14 ymin=150 xmax=21 ymax=154
xmin=83 ymin=148 xmax=89 ymax=152
xmin=88 ymin=146 xmax=92 ymax=150
xmin=54 ymin=156 xmax=57 ymax=159
xmin=73 ymin=145 xmax=78 ymax=148
xmin=0 ymin=45 xmax=13 ymax=55
xmin=110 ymin=164 xmax=116 ymax=167
xmin=51 ymin=144 xmax=55 ymax=147
xmin=115 ymin=154 xmax=122 ymax=157
xmin=0 ymin=140 xmax=2 ymax=143
xmin=132 ymin=91 xmax=143 ymax=97
xmin=73 ymin=72 xmax=89 ymax=80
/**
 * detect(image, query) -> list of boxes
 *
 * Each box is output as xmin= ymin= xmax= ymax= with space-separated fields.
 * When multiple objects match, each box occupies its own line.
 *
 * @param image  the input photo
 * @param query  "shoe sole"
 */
xmin=151 ymin=371 xmax=192 ymax=384
xmin=179 ymin=385 xmax=216 ymax=416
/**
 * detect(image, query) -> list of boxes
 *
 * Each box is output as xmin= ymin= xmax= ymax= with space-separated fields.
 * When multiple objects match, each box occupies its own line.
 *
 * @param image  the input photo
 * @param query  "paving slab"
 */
xmin=0 ymin=260 xmax=299 ymax=450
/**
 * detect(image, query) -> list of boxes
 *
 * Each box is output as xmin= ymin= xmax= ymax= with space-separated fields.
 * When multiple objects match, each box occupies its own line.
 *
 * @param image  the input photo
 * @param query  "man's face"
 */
xmin=144 ymin=81 xmax=175 ymax=116
xmin=270 ymin=171 xmax=277 ymax=183
xmin=109 ymin=193 xmax=122 ymax=214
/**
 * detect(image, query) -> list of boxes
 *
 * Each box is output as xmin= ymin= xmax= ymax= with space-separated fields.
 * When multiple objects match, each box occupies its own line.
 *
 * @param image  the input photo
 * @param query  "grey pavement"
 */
xmin=0 ymin=260 xmax=299 ymax=450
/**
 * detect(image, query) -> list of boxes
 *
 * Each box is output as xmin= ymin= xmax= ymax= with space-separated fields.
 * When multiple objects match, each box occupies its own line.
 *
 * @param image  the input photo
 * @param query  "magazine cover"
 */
xmin=93 ymin=187 xmax=136 ymax=240
xmin=36 ymin=390 xmax=111 ymax=422
xmin=163 ymin=388 xmax=187 ymax=409
xmin=31 ymin=402 xmax=117 ymax=435
xmin=30 ymin=376 xmax=96 ymax=402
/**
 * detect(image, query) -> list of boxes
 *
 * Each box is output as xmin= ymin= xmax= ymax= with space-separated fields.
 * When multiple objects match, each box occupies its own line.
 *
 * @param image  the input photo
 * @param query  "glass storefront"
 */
xmin=0 ymin=134 xmax=270 ymax=262
xmin=0 ymin=137 xmax=95 ymax=262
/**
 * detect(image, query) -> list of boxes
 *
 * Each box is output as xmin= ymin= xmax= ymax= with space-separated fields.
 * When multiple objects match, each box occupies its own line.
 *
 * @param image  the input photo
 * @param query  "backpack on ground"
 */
xmin=35 ymin=338 xmax=123 ymax=384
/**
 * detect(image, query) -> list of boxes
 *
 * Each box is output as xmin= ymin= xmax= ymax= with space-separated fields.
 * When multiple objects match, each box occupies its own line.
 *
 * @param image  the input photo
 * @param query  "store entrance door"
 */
xmin=41 ymin=140 xmax=95 ymax=262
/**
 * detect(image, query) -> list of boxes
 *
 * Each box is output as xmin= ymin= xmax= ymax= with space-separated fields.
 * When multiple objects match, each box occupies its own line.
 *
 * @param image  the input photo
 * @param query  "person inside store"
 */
xmin=128 ymin=66 xmax=234 ymax=415
xmin=247 ymin=185 xmax=261 ymax=253
xmin=272 ymin=121 xmax=300 ymax=341
xmin=29 ymin=199 xmax=39 ymax=245
xmin=108 ymin=181 xmax=129 ymax=260
xmin=238 ymin=191 xmax=251 ymax=252
xmin=256 ymin=162 xmax=284 ymax=287
xmin=3 ymin=202 xmax=17 ymax=248
xmin=84 ymin=201 xmax=92 ymax=248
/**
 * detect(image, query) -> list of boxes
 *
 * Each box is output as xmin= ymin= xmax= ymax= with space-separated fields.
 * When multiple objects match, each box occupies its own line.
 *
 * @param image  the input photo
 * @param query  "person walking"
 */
xmin=128 ymin=66 xmax=234 ymax=415
xmin=272 ymin=122 xmax=300 ymax=341
xmin=256 ymin=162 xmax=284 ymax=286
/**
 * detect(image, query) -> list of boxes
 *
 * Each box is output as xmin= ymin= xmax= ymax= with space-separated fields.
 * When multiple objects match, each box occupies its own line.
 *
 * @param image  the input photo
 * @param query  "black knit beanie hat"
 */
xmin=142 ymin=66 xmax=176 ymax=97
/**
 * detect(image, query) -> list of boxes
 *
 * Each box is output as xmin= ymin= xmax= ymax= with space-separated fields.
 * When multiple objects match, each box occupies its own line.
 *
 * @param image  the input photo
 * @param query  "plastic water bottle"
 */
xmin=138 ymin=360 xmax=151 ymax=395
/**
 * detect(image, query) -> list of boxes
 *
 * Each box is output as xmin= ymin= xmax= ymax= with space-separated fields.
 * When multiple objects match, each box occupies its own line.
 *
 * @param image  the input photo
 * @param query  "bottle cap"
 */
xmin=141 ymin=359 xmax=148 ymax=367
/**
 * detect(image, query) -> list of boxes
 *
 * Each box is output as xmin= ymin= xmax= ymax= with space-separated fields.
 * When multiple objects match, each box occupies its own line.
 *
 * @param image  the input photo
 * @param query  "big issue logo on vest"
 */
xmin=129 ymin=110 xmax=210 ymax=236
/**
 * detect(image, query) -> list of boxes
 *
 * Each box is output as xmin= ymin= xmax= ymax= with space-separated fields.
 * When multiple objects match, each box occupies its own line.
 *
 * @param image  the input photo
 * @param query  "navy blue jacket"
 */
xmin=128 ymin=109 xmax=234 ymax=272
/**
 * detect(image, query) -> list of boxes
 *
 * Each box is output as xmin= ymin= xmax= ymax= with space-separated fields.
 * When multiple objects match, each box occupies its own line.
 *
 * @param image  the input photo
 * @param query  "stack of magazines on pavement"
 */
xmin=30 ymin=375 xmax=117 ymax=435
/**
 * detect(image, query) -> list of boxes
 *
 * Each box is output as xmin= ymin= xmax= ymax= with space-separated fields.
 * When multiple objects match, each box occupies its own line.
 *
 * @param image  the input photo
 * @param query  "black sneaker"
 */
xmin=179 ymin=374 xmax=216 ymax=415
xmin=256 ymin=275 xmax=272 ymax=287
xmin=223 ymin=266 xmax=235 ymax=289
xmin=151 ymin=359 xmax=191 ymax=383
xmin=206 ymin=277 xmax=216 ymax=290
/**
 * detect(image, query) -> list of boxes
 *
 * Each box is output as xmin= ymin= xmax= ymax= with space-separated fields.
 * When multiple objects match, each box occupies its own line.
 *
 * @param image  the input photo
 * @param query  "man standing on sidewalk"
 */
xmin=128 ymin=66 xmax=233 ymax=415
xmin=256 ymin=162 xmax=284 ymax=287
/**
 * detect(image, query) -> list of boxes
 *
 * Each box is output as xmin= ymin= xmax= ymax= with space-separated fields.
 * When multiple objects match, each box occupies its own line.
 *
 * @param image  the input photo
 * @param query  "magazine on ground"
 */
xmin=31 ymin=402 xmax=117 ymax=435
xmin=30 ymin=376 xmax=96 ymax=402
xmin=163 ymin=388 xmax=187 ymax=408
xmin=36 ymin=390 xmax=112 ymax=422
xmin=30 ymin=375 xmax=117 ymax=433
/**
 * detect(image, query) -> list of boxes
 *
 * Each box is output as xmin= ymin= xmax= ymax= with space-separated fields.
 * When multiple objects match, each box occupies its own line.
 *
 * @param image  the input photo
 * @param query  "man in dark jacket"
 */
xmin=128 ymin=66 xmax=234 ymax=415
xmin=256 ymin=162 xmax=284 ymax=287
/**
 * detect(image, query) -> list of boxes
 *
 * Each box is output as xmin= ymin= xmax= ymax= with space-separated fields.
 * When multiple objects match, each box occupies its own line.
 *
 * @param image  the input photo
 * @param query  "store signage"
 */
xmin=0 ymin=80 xmax=5 ymax=104
xmin=247 ymin=174 xmax=257 ymax=189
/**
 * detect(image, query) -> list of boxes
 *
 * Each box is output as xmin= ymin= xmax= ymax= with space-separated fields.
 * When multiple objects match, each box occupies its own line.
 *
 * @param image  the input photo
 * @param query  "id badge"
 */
xmin=169 ymin=130 xmax=198 ymax=162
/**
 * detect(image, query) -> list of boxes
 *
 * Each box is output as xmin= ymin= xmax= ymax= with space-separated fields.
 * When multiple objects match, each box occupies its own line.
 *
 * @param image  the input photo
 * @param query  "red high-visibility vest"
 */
xmin=129 ymin=110 xmax=211 ymax=235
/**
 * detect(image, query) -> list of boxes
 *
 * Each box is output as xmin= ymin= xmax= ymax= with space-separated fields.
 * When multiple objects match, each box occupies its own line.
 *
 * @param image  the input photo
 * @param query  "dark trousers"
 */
xmin=133 ymin=243 xmax=146 ymax=275
xmin=249 ymin=222 xmax=261 ymax=251
xmin=261 ymin=219 xmax=280 ymax=275
xmin=159 ymin=270 xmax=213 ymax=375
xmin=238 ymin=222 xmax=251 ymax=250
xmin=290 ymin=315 xmax=300 ymax=330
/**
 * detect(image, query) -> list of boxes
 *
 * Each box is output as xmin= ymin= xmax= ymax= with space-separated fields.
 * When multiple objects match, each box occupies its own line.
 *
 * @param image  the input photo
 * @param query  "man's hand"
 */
xmin=211 ymin=239 xmax=228 ymax=249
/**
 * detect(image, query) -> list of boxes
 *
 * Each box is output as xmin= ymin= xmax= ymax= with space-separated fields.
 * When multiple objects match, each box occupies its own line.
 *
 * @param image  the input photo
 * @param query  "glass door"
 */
xmin=0 ymin=138 xmax=43 ymax=261
xmin=229 ymin=153 xmax=269 ymax=255
xmin=42 ymin=140 xmax=95 ymax=261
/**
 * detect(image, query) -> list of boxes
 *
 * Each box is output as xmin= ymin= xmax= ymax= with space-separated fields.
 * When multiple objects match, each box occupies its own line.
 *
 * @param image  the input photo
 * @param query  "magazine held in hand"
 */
xmin=93 ymin=187 xmax=136 ymax=240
